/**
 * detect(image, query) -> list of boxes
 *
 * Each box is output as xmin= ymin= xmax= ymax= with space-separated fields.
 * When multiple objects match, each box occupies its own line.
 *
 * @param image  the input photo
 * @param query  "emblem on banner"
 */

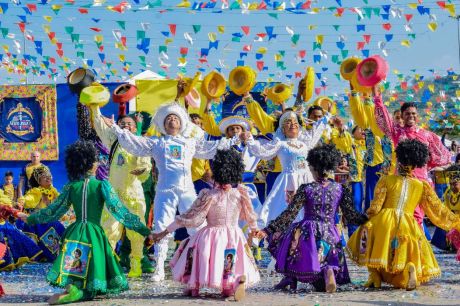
xmin=5 ymin=103 xmax=35 ymax=136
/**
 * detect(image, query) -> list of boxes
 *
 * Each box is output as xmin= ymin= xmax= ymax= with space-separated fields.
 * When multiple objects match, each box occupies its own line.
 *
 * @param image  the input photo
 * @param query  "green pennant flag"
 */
xmin=333 ymin=25 xmax=340 ymax=31
xmin=232 ymin=37 xmax=240 ymax=42
xmin=291 ymin=34 xmax=300 ymax=45
xmin=268 ymin=13 xmax=278 ymax=19
xmin=383 ymin=81 xmax=390 ymax=90
xmin=192 ymin=25 xmax=201 ymax=33
xmin=1 ymin=28 xmax=8 ymax=38
xmin=77 ymin=51 xmax=84 ymax=58
xmin=279 ymin=50 xmax=285 ymax=57
xmin=81 ymin=4 xmax=92 ymax=8
xmin=65 ymin=26 xmax=74 ymax=34
xmin=159 ymin=45 xmax=167 ymax=53
xmin=137 ymin=30 xmax=145 ymax=40
xmin=179 ymin=67 xmax=187 ymax=74
xmin=71 ymin=33 xmax=79 ymax=43
xmin=75 ymin=43 xmax=83 ymax=49
xmin=363 ymin=7 xmax=372 ymax=18
xmin=313 ymin=42 xmax=321 ymax=50
xmin=373 ymin=8 xmax=380 ymax=16
xmin=408 ymin=34 xmax=416 ymax=39
xmin=230 ymin=1 xmax=241 ymax=9
xmin=341 ymin=49 xmax=349 ymax=58
xmin=335 ymin=73 xmax=341 ymax=81
xmin=363 ymin=0 xmax=368 ymax=4
xmin=116 ymin=21 xmax=126 ymax=30
xmin=327 ymin=7 xmax=336 ymax=12
xmin=331 ymin=55 xmax=339 ymax=63
xmin=107 ymin=62 xmax=112 ymax=68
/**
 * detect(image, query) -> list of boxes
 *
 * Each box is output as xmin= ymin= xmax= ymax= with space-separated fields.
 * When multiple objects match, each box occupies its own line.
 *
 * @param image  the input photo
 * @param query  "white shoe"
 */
xmin=267 ymin=258 xmax=276 ymax=275
xmin=151 ymin=268 xmax=165 ymax=282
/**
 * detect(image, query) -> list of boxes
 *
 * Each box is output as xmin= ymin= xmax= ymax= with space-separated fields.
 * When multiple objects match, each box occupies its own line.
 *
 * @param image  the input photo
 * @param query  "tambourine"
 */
xmin=229 ymin=66 xmax=256 ymax=96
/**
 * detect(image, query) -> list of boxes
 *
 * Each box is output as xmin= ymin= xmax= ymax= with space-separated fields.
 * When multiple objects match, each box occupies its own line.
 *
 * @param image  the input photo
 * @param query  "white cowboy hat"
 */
xmin=218 ymin=116 xmax=252 ymax=135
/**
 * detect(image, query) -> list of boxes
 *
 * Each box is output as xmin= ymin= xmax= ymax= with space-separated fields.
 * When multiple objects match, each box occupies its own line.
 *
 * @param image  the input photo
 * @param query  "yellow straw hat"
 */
xmin=313 ymin=96 xmax=336 ymax=115
xmin=229 ymin=66 xmax=256 ymax=96
xmin=201 ymin=71 xmax=226 ymax=100
xmin=79 ymin=83 xmax=110 ymax=107
xmin=180 ymin=72 xmax=201 ymax=97
xmin=266 ymin=83 xmax=293 ymax=105
xmin=340 ymin=57 xmax=361 ymax=81
xmin=351 ymin=72 xmax=372 ymax=95
xmin=302 ymin=66 xmax=315 ymax=102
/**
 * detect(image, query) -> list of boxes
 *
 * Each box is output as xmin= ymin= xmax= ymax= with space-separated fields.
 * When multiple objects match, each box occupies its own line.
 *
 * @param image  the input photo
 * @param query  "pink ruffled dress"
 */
xmin=167 ymin=185 xmax=260 ymax=291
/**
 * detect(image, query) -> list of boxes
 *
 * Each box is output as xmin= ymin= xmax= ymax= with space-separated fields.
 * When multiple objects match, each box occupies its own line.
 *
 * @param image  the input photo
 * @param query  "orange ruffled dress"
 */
xmin=346 ymin=175 xmax=460 ymax=287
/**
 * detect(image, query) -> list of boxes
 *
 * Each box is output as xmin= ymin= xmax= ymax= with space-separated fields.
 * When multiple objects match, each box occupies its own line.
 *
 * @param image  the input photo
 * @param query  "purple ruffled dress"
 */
xmin=265 ymin=181 xmax=367 ymax=289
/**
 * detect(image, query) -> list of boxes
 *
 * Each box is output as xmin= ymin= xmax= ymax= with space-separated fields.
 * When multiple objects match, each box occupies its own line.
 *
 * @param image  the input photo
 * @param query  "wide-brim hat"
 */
xmin=302 ymin=67 xmax=315 ymax=102
xmin=185 ymin=88 xmax=201 ymax=109
xmin=340 ymin=57 xmax=361 ymax=81
xmin=218 ymin=116 xmax=252 ymax=135
xmin=201 ymin=71 xmax=226 ymax=100
xmin=356 ymin=55 xmax=388 ymax=87
xmin=79 ymin=83 xmax=110 ymax=107
xmin=152 ymin=102 xmax=188 ymax=135
xmin=266 ymin=83 xmax=293 ymax=105
xmin=181 ymin=72 xmax=201 ymax=97
xmin=229 ymin=66 xmax=256 ymax=96
xmin=67 ymin=68 xmax=95 ymax=95
xmin=313 ymin=96 xmax=336 ymax=115
xmin=112 ymin=83 xmax=138 ymax=103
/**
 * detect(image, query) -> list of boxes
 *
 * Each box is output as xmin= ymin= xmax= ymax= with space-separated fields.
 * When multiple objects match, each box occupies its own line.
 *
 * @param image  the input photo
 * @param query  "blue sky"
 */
xmin=0 ymin=0 xmax=458 ymax=96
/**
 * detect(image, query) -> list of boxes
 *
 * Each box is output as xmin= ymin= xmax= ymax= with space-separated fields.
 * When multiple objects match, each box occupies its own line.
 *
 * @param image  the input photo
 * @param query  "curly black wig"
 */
xmin=307 ymin=144 xmax=342 ymax=177
xmin=211 ymin=149 xmax=245 ymax=185
xmin=65 ymin=140 xmax=98 ymax=181
xmin=395 ymin=139 xmax=429 ymax=168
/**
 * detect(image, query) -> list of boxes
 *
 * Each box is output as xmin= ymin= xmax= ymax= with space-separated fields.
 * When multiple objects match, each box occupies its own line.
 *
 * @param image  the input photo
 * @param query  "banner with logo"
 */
xmin=0 ymin=85 xmax=58 ymax=160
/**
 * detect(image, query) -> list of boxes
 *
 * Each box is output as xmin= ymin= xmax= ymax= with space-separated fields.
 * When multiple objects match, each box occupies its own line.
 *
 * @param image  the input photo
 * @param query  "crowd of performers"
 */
xmin=0 ymin=77 xmax=460 ymax=305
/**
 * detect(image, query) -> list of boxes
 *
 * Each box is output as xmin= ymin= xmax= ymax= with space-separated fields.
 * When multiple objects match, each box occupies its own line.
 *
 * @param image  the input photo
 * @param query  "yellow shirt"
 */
xmin=21 ymin=186 xmax=59 ymax=210
xmin=0 ymin=189 xmax=12 ymax=206
xmin=246 ymin=99 xmax=281 ymax=172
xmin=349 ymin=93 xmax=384 ymax=167
xmin=330 ymin=128 xmax=366 ymax=182
xmin=445 ymin=189 xmax=460 ymax=214
xmin=192 ymin=158 xmax=211 ymax=182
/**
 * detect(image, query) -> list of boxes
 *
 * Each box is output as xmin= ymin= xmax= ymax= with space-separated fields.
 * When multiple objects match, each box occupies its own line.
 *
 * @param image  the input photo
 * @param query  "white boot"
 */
xmin=152 ymin=239 xmax=168 ymax=282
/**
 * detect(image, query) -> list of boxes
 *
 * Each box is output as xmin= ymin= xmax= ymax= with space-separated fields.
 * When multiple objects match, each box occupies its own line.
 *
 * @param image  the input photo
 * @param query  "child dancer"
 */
xmin=152 ymin=149 xmax=260 ymax=301
xmin=2 ymin=172 xmax=16 ymax=203
xmin=346 ymin=139 xmax=460 ymax=291
xmin=17 ymin=166 xmax=65 ymax=262
xmin=255 ymin=144 xmax=368 ymax=292
xmin=22 ymin=140 xmax=151 ymax=304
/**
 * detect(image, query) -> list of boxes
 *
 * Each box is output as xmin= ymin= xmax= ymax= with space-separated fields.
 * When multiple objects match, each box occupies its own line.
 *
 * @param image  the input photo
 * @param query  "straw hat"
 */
xmin=79 ymin=83 xmax=110 ymax=107
xmin=266 ymin=83 xmax=293 ymax=105
xmin=302 ymin=67 xmax=315 ymax=102
xmin=340 ymin=57 xmax=361 ymax=81
xmin=201 ymin=71 xmax=226 ymax=100
xmin=229 ymin=66 xmax=256 ymax=96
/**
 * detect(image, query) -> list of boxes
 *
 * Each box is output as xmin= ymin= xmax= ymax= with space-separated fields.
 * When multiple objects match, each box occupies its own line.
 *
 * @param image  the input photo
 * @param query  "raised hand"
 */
xmin=17 ymin=212 xmax=28 ymax=222
xmin=130 ymin=168 xmax=146 ymax=176
xmin=102 ymin=114 xmax=115 ymax=128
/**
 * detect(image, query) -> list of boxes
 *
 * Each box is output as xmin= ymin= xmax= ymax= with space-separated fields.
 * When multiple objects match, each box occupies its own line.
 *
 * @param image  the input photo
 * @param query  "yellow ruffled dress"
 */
xmin=347 ymin=175 xmax=460 ymax=287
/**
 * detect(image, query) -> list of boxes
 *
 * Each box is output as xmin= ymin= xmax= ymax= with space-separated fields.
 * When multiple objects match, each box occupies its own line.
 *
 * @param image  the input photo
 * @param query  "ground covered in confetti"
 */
xmin=2 ymin=232 xmax=460 ymax=305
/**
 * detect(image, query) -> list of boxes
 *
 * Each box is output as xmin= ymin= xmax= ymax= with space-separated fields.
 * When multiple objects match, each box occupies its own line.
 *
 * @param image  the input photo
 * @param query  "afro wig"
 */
xmin=65 ymin=140 xmax=99 ymax=181
xmin=307 ymin=144 xmax=342 ymax=177
xmin=395 ymin=139 xmax=429 ymax=168
xmin=211 ymin=149 xmax=245 ymax=185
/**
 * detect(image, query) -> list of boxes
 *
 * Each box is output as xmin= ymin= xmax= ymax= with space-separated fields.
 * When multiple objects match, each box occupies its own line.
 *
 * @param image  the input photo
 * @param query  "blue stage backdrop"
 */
xmin=0 ymin=83 xmax=120 ymax=190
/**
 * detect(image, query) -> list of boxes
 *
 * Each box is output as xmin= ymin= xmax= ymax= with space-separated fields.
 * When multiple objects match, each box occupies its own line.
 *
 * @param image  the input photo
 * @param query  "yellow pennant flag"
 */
xmin=94 ymin=35 xmax=104 ymax=43
xmin=453 ymin=75 xmax=459 ymax=81
xmin=178 ymin=57 xmax=187 ymax=64
xmin=217 ymin=25 xmax=225 ymax=34
xmin=274 ymin=54 xmax=282 ymax=61
xmin=401 ymin=40 xmax=411 ymax=47
xmin=445 ymin=4 xmax=456 ymax=17
xmin=308 ymin=25 xmax=317 ymax=30
xmin=176 ymin=0 xmax=191 ymax=8
xmin=165 ymin=38 xmax=173 ymax=45
xmin=456 ymin=90 xmax=460 ymax=98
xmin=119 ymin=54 xmax=125 ymax=62
xmin=248 ymin=2 xmax=258 ymax=10
xmin=208 ymin=32 xmax=217 ymax=42
xmin=407 ymin=3 xmax=418 ymax=9
xmin=414 ymin=74 xmax=420 ymax=80
xmin=418 ymin=81 xmax=424 ymax=89
xmin=315 ymin=35 xmax=324 ymax=44
xmin=428 ymin=84 xmax=435 ymax=93
xmin=257 ymin=47 xmax=267 ymax=54
xmin=42 ymin=25 xmax=51 ymax=33
xmin=428 ymin=22 xmax=437 ymax=32
xmin=43 ymin=16 xmax=53 ymax=22
xmin=311 ymin=8 xmax=320 ymax=14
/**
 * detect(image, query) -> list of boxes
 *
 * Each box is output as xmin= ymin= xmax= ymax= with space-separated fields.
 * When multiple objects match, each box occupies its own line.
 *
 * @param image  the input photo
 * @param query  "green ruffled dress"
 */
xmin=27 ymin=177 xmax=150 ymax=296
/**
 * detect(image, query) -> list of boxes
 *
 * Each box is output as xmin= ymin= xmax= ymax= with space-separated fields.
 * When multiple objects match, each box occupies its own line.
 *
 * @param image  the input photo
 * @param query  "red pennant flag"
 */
xmin=298 ymin=50 xmax=306 ymax=58
xmin=121 ymin=36 xmax=127 ymax=46
xmin=26 ymin=4 xmax=37 ymax=12
xmin=241 ymin=26 xmax=250 ymax=35
xmin=256 ymin=33 xmax=266 ymax=38
xmin=18 ymin=22 xmax=26 ymax=33
xmin=295 ymin=72 xmax=302 ymax=78
xmin=22 ymin=59 xmax=28 ymax=65
xmin=256 ymin=61 xmax=264 ymax=71
xmin=363 ymin=35 xmax=371 ymax=44
xmin=401 ymin=82 xmax=407 ymax=90
xmin=404 ymin=14 xmax=413 ymax=22
xmin=90 ymin=27 xmax=102 ymax=32
xmin=169 ymin=24 xmax=176 ymax=36
xmin=50 ymin=57 xmax=56 ymax=64
xmin=99 ymin=46 xmax=104 ymax=52
xmin=301 ymin=0 xmax=311 ymax=9
xmin=314 ymin=87 xmax=321 ymax=95
xmin=180 ymin=47 xmax=188 ymax=55
xmin=382 ymin=23 xmax=392 ymax=31
xmin=56 ymin=42 xmax=63 ymax=49
xmin=436 ymin=1 xmax=446 ymax=8
xmin=48 ymin=32 xmax=56 ymax=40
xmin=56 ymin=49 xmax=64 ymax=57
xmin=78 ymin=8 xmax=89 ymax=14
xmin=243 ymin=44 xmax=252 ymax=51
xmin=198 ymin=58 xmax=208 ymax=63
xmin=336 ymin=7 xmax=345 ymax=16
xmin=357 ymin=41 xmax=365 ymax=50
xmin=258 ymin=1 xmax=267 ymax=9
